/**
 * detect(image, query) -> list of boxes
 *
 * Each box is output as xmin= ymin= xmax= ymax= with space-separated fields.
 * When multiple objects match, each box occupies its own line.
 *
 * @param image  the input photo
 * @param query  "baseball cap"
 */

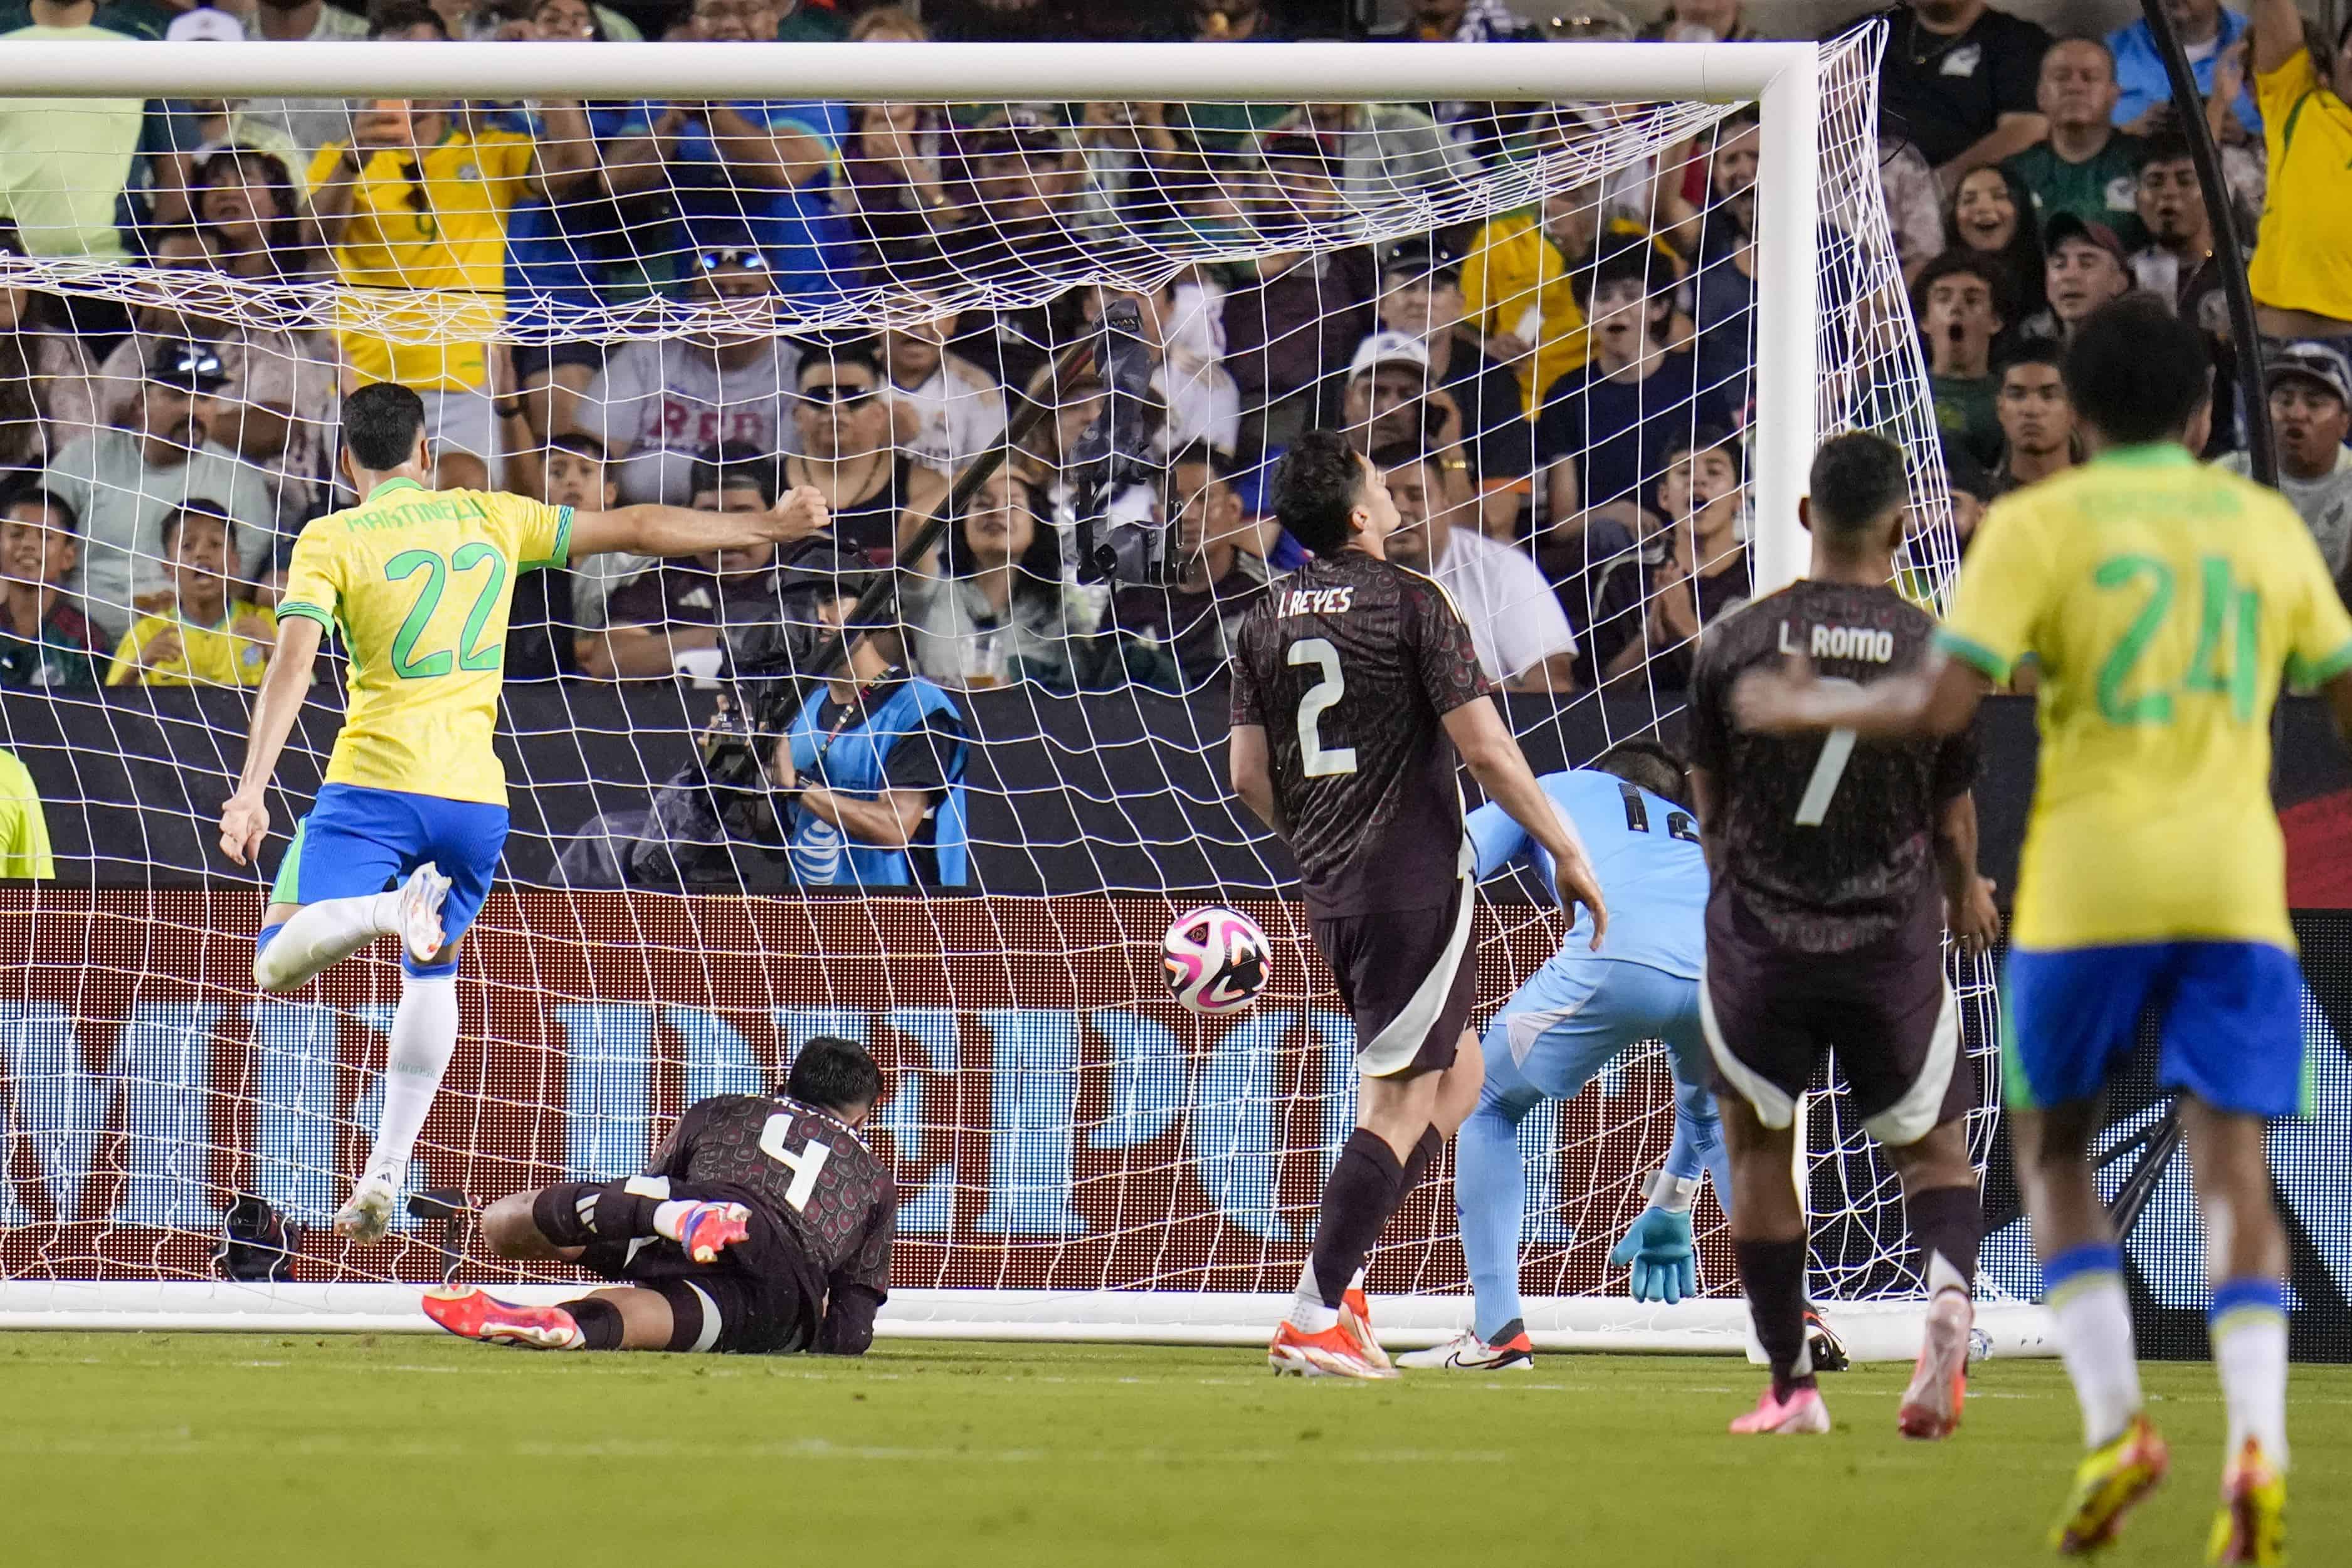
xmin=146 ymin=339 xmax=230 ymax=392
xmin=2267 ymin=341 xmax=2352 ymax=406
xmin=1379 ymin=238 xmax=1462 ymax=283
xmin=167 ymin=6 xmax=243 ymax=41
xmin=1348 ymin=330 xmax=1430 ymax=380
xmin=2043 ymin=213 xmax=2129 ymax=268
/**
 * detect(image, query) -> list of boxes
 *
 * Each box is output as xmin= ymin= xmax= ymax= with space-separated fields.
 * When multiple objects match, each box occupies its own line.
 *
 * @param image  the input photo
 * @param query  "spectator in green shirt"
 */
xmin=0 ymin=481 xmax=100 ymax=690
xmin=1912 ymin=250 xmax=2012 ymax=469
xmin=2002 ymin=38 xmax=2149 ymax=248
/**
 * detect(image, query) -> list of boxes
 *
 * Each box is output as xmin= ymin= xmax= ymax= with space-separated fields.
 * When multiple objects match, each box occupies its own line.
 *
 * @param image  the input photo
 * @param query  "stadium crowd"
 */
xmin=0 ymin=0 xmax=2347 ymax=708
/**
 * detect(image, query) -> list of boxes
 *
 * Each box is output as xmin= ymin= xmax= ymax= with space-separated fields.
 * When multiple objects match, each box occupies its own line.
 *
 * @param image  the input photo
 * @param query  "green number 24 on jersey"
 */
xmin=384 ymin=544 xmax=509 ymax=679
xmin=2094 ymin=554 xmax=2259 ymax=724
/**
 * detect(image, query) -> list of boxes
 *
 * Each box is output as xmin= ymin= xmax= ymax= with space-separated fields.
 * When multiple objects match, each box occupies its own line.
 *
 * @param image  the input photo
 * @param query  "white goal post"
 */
xmin=0 ymin=33 xmax=2027 ymax=1359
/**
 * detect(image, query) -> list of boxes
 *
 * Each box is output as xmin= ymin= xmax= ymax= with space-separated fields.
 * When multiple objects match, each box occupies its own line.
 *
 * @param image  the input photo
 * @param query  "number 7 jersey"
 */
xmin=1687 ymin=581 xmax=1977 ymax=954
xmin=1938 ymin=445 xmax=2352 ymax=951
xmin=277 ymin=478 xmax=573 ymax=806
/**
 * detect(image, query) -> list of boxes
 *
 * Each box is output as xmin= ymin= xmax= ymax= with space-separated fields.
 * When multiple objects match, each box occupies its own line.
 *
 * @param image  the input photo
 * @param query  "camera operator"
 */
xmin=764 ymin=576 xmax=969 ymax=889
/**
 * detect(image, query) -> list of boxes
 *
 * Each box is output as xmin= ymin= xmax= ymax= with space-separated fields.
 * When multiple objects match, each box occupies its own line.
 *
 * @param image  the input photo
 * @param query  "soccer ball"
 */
xmin=1161 ymin=905 xmax=1270 ymax=1016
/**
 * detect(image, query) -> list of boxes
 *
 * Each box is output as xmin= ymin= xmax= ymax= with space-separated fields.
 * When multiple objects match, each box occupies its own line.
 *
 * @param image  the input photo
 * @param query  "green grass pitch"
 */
xmin=1 ymin=1335 xmax=2344 ymax=1567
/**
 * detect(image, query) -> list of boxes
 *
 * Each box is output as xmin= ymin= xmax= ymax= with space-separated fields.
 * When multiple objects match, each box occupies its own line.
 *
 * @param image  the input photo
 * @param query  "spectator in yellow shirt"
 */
xmin=2248 ymin=0 xmax=2352 ymax=342
xmin=307 ymin=1 xmax=593 ymax=492
xmin=1459 ymin=177 xmax=1671 ymax=414
xmin=0 ymin=744 xmax=53 ymax=879
xmin=107 ymin=502 xmax=277 ymax=688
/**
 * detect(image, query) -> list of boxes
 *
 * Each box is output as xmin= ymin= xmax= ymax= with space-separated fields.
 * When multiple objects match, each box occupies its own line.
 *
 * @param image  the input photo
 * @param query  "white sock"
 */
xmin=2051 ymin=1272 xmax=2143 ymax=1449
xmin=255 ymin=891 xmax=400 ymax=991
xmin=1287 ymin=1259 xmax=1339 ymax=1334
xmin=359 ymin=971 xmax=458 ymax=1189
xmin=2212 ymin=1300 xmax=2291 ymax=1470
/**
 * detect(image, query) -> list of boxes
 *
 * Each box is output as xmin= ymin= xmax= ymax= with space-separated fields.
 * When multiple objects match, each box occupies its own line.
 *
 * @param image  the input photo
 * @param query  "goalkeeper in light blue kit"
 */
xmin=1399 ymin=741 xmax=1726 ymax=1371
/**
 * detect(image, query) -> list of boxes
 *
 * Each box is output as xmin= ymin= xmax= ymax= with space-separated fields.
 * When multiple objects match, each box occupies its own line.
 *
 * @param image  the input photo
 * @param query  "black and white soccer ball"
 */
xmin=1161 ymin=905 xmax=1271 ymax=1016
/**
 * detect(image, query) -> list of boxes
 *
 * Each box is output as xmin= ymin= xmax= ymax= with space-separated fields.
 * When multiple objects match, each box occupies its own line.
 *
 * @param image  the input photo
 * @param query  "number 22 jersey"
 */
xmin=1229 ymin=551 xmax=1492 ymax=917
xmin=1938 ymin=445 xmax=2352 ymax=951
xmin=277 ymin=478 xmax=573 ymax=806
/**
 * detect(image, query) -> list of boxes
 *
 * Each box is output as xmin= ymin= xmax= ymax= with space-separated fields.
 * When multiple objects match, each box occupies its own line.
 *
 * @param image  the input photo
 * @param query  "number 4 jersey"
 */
xmin=277 ymin=478 xmax=574 ymax=806
xmin=645 ymin=1092 xmax=897 ymax=1315
xmin=1228 ymin=550 xmax=1492 ymax=918
xmin=1688 ymin=581 xmax=1977 ymax=955
xmin=1938 ymin=445 xmax=2352 ymax=952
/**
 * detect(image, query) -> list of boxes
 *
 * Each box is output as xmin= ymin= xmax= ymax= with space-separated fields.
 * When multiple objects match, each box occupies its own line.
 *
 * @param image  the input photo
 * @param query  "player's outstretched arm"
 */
xmin=1731 ymin=650 xmax=1991 ymax=742
xmin=1227 ymin=723 xmax=1289 ymax=840
xmin=1441 ymin=697 xmax=1606 ymax=945
xmin=1934 ymin=791 xmax=2000 ymax=955
xmin=563 ymin=485 xmax=831 ymax=563
xmin=219 ymin=615 xmax=325 ymax=868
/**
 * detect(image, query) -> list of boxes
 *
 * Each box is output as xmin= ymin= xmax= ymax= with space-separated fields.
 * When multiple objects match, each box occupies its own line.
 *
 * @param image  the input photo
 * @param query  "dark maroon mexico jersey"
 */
xmin=1686 ymin=581 xmax=1978 ymax=954
xmin=647 ymin=1094 xmax=895 ymax=1297
xmin=1230 ymin=550 xmax=1492 ymax=917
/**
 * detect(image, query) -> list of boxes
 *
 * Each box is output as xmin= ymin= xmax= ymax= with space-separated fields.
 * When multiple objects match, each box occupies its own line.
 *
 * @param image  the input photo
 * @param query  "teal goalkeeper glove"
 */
xmin=1608 ymin=1176 xmax=1699 ymax=1305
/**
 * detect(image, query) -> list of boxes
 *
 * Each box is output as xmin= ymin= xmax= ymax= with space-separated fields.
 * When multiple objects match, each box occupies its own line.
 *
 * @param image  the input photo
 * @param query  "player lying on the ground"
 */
xmin=1399 ymin=742 xmax=1729 ymax=1373
xmin=1735 ymin=298 xmax=2352 ymax=1564
xmin=1228 ymin=432 xmax=1608 ymax=1379
xmin=1686 ymin=429 xmax=2000 ymax=1442
xmin=218 ymin=383 xmax=828 ymax=1243
xmin=426 ymin=1034 xmax=895 ymax=1355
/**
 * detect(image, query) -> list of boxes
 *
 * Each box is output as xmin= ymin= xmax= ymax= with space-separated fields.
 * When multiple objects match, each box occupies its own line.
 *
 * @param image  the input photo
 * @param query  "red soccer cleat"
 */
xmin=676 ymin=1201 xmax=751 ymax=1264
xmin=422 ymin=1285 xmax=584 ymax=1350
xmin=1729 ymin=1382 xmax=1832 ymax=1434
xmin=1268 ymin=1320 xmax=1396 ymax=1379
xmin=1898 ymin=1291 xmax=1973 ymax=1440
xmin=1339 ymin=1284 xmax=1393 ymax=1374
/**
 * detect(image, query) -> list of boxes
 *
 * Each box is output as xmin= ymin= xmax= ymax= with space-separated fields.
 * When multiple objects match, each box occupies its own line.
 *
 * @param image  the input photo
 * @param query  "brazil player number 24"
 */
xmin=2096 ymin=553 xmax=2259 ymax=724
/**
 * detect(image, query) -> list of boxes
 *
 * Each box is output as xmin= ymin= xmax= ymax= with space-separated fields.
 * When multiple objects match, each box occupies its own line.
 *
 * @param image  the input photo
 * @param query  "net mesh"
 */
xmin=0 ymin=29 xmax=2010 ymax=1316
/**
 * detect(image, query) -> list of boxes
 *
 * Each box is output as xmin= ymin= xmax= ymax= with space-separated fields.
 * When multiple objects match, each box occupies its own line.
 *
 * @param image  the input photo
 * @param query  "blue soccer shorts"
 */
xmin=270 ymin=784 xmax=509 ymax=966
xmin=2001 ymin=940 xmax=2310 ymax=1119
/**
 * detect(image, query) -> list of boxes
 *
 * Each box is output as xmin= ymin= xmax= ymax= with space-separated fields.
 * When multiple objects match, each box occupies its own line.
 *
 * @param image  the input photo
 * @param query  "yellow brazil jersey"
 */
xmin=308 ymin=129 xmax=535 ymax=391
xmin=1938 ymin=445 xmax=2352 ymax=952
xmin=106 ymin=600 xmax=277 ymax=687
xmin=0 ymin=745 xmax=53 ymax=880
xmin=2249 ymin=49 xmax=2352 ymax=322
xmin=276 ymin=478 xmax=572 ymax=807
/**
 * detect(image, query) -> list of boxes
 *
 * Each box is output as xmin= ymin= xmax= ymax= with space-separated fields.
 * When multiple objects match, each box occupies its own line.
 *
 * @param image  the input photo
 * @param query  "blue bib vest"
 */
xmin=782 ymin=676 xmax=968 ymax=888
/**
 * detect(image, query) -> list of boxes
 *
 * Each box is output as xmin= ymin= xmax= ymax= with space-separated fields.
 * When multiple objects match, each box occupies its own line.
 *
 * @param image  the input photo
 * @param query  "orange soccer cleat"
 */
xmin=423 ymin=1285 xmax=585 ymax=1350
xmin=1268 ymin=1320 xmax=1397 ymax=1379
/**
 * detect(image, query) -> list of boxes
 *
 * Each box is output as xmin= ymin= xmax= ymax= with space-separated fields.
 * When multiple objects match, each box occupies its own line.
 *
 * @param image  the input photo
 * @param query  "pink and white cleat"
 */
xmin=423 ymin=1285 xmax=584 ymax=1349
xmin=394 ymin=862 xmax=451 ymax=967
xmin=1729 ymin=1382 xmax=1833 ymax=1434
xmin=1898 ymin=1291 xmax=1973 ymax=1440
xmin=675 ymin=1201 xmax=752 ymax=1264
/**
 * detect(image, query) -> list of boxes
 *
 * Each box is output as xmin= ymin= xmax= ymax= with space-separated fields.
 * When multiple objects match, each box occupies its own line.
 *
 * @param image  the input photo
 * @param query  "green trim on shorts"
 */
xmin=1997 ymin=985 xmax=2040 ymax=1111
xmin=1934 ymin=628 xmax=2012 ymax=683
xmin=270 ymin=816 xmax=307 ymax=906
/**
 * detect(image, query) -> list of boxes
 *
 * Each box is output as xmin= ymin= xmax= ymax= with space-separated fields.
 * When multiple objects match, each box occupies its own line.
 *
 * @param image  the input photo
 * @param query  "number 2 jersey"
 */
xmin=276 ymin=479 xmax=574 ymax=806
xmin=1687 ymin=581 xmax=1977 ymax=954
xmin=1228 ymin=550 xmax=1492 ymax=917
xmin=644 ymin=1092 xmax=897 ymax=1349
xmin=1939 ymin=445 xmax=2352 ymax=951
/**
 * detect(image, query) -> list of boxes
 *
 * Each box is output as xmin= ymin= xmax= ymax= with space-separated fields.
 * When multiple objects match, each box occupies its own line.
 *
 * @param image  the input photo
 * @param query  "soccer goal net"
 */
xmin=0 ymin=29 xmax=2034 ymax=1354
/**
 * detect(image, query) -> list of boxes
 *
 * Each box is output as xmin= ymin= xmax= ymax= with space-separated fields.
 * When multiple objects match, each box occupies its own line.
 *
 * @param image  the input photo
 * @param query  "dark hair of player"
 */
xmin=1272 ymin=429 xmax=1373 ymax=555
xmin=1806 ymin=430 xmax=1910 ymax=551
xmin=341 ymin=382 xmax=429 ymax=471
xmin=1995 ymin=337 xmax=2067 ymax=379
xmin=687 ymin=443 xmax=779 ymax=507
xmin=786 ymin=1035 xmax=883 ymax=1115
xmin=1593 ymin=738 xmax=1690 ymax=808
xmin=2064 ymin=294 xmax=2210 ymax=445
xmin=546 ymin=430 xmax=609 ymax=468
xmin=161 ymin=498 xmax=237 ymax=557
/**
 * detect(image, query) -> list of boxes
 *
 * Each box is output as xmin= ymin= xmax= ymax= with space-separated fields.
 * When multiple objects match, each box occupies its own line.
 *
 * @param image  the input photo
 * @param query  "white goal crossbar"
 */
xmin=0 ymin=38 xmax=1822 ymax=588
